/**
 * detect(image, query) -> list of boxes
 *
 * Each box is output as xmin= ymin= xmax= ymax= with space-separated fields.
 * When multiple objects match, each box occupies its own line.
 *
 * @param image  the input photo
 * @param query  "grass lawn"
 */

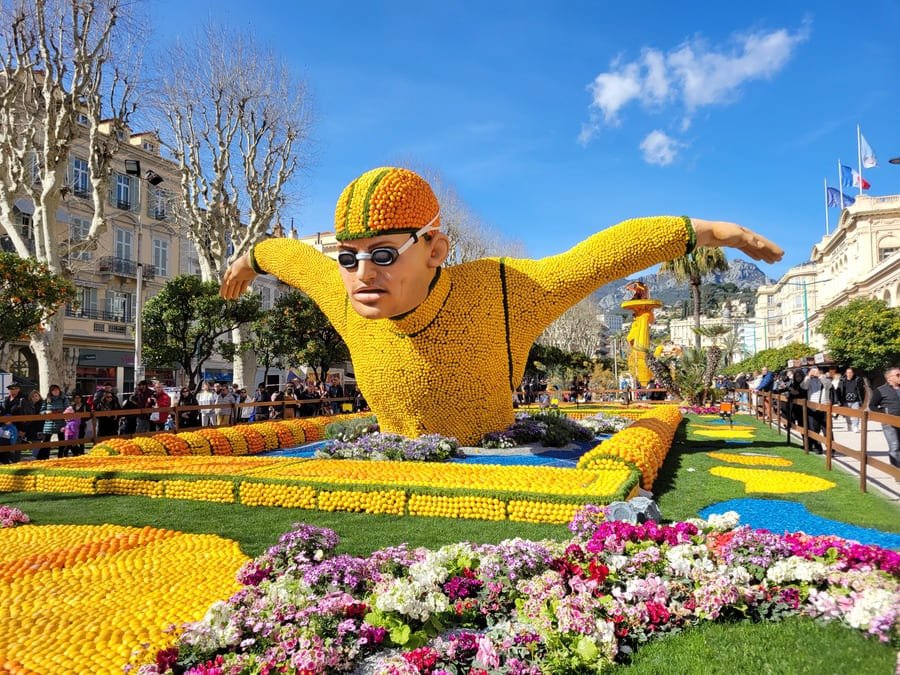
xmin=1 ymin=412 xmax=897 ymax=672
xmin=610 ymin=616 xmax=894 ymax=674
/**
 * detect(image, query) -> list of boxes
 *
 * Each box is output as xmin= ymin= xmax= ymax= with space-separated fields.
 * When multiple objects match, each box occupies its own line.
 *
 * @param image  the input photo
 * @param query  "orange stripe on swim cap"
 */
xmin=334 ymin=167 xmax=440 ymax=241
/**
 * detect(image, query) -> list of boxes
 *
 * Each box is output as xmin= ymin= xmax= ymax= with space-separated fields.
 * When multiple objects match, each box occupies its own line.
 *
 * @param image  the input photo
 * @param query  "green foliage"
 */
xmin=818 ymin=298 xmax=900 ymax=374
xmin=672 ymin=347 xmax=718 ymax=404
xmin=142 ymin=275 xmax=261 ymax=388
xmin=253 ymin=290 xmax=349 ymax=382
xmin=525 ymin=343 xmax=592 ymax=384
xmin=722 ymin=342 xmax=812 ymax=377
xmin=0 ymin=252 xmax=76 ymax=352
xmin=324 ymin=415 xmax=379 ymax=442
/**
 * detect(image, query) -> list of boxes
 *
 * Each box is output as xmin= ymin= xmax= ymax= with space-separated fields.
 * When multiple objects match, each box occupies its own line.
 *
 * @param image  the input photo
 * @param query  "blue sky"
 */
xmin=151 ymin=0 xmax=900 ymax=279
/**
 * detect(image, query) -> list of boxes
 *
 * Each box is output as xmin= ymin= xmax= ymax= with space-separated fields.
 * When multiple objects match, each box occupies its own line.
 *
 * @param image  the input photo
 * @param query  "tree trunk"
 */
xmin=231 ymin=324 xmax=256 ymax=389
xmin=30 ymin=313 xmax=65 ymax=394
xmin=691 ymin=280 xmax=702 ymax=351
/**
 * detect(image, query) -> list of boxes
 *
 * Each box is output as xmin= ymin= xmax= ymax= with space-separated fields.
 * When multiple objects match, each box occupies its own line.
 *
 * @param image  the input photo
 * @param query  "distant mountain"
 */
xmin=594 ymin=259 xmax=773 ymax=312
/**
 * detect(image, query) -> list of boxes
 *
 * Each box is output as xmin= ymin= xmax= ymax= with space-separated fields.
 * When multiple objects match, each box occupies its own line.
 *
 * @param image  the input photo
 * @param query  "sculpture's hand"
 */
xmin=220 ymin=252 xmax=257 ymax=299
xmin=692 ymin=219 xmax=783 ymax=264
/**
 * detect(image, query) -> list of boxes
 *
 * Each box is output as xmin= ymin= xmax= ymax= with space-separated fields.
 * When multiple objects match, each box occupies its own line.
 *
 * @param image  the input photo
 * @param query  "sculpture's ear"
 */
xmin=427 ymin=232 xmax=450 ymax=268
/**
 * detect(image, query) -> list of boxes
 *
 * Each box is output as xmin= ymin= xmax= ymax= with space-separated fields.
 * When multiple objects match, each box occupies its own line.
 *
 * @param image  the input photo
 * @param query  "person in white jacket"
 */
xmin=196 ymin=381 xmax=217 ymax=427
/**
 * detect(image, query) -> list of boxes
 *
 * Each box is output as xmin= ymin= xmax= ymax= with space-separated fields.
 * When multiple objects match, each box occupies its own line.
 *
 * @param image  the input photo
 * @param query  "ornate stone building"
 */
xmin=755 ymin=193 xmax=900 ymax=351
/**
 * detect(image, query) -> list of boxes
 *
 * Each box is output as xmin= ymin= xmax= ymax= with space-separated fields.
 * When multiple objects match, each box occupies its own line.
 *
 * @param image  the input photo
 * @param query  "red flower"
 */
xmin=587 ymin=559 xmax=609 ymax=583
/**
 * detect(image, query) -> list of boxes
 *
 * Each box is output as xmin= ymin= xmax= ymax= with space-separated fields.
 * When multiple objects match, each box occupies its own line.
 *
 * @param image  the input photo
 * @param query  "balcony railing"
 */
xmin=109 ymin=195 xmax=140 ymax=213
xmin=97 ymin=256 xmax=157 ymax=280
xmin=66 ymin=305 xmax=133 ymax=324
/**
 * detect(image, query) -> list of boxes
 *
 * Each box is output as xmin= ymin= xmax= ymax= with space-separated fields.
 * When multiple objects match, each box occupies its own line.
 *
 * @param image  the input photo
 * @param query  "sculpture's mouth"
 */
xmin=352 ymin=287 xmax=386 ymax=303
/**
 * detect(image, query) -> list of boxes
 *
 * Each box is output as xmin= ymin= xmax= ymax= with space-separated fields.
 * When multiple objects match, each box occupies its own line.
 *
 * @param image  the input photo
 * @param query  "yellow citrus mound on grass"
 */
xmin=694 ymin=429 xmax=756 ymax=440
xmin=707 ymin=452 xmax=793 ymax=467
xmin=709 ymin=466 xmax=836 ymax=494
xmin=0 ymin=524 xmax=247 ymax=674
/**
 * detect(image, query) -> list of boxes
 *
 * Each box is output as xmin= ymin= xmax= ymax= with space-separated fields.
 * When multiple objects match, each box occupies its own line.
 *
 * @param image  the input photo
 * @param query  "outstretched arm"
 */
xmin=219 ymin=239 xmax=349 ymax=333
xmin=692 ymin=219 xmax=783 ymax=264
xmin=502 ymin=216 xmax=782 ymax=345
xmin=220 ymin=252 xmax=257 ymax=299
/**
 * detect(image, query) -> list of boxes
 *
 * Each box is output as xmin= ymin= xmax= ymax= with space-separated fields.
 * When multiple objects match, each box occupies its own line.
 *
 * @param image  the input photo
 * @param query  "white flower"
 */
xmin=666 ymin=543 xmax=711 ymax=577
xmin=729 ymin=565 xmax=752 ymax=585
xmin=705 ymin=511 xmax=741 ymax=530
xmin=845 ymin=588 xmax=897 ymax=631
xmin=766 ymin=557 xmax=827 ymax=584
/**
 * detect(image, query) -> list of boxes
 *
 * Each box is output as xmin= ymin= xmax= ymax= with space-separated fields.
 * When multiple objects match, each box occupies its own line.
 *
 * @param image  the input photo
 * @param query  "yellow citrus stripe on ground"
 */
xmin=0 ymin=524 xmax=247 ymax=675
xmin=707 ymin=452 xmax=793 ymax=467
xmin=246 ymin=459 xmax=630 ymax=497
xmin=694 ymin=429 xmax=756 ymax=440
xmin=30 ymin=454 xmax=290 ymax=475
xmin=709 ymin=466 xmax=836 ymax=494
xmin=693 ymin=424 xmax=755 ymax=431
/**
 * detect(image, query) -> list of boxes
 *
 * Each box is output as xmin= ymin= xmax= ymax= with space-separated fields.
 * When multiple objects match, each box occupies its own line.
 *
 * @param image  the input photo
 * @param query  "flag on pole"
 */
xmin=826 ymin=187 xmax=855 ymax=208
xmin=860 ymin=133 xmax=878 ymax=168
xmin=840 ymin=165 xmax=870 ymax=190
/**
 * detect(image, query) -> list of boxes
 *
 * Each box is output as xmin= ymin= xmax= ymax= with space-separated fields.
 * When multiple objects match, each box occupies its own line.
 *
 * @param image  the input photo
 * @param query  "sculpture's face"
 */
xmin=338 ymin=232 xmax=444 ymax=320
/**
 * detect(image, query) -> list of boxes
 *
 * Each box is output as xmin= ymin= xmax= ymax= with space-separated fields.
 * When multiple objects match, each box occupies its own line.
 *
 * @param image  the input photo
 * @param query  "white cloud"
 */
xmin=582 ymin=24 xmax=809 ymax=144
xmin=640 ymin=130 xmax=683 ymax=166
xmin=587 ymin=61 xmax=643 ymax=125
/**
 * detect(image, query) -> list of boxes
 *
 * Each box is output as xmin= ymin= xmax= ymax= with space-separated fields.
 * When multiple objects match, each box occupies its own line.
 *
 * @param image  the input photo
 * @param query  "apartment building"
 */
xmin=754 ymin=193 xmax=900 ymax=351
xmin=3 ymin=121 xmax=185 ymax=394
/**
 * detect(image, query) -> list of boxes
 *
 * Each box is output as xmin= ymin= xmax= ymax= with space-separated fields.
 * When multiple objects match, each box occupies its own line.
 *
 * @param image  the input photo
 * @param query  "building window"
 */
xmin=115 ymin=173 xmax=134 ymax=210
xmin=150 ymin=187 xmax=169 ymax=220
xmin=879 ymin=247 xmax=898 ymax=262
xmin=70 ymin=217 xmax=92 ymax=261
xmin=75 ymin=286 xmax=98 ymax=317
xmin=76 ymin=112 xmax=90 ymax=126
xmin=70 ymin=157 xmax=90 ymax=197
xmin=19 ymin=213 xmax=31 ymax=239
xmin=114 ymin=227 xmax=133 ymax=260
xmin=152 ymin=238 xmax=169 ymax=277
xmin=260 ymin=286 xmax=272 ymax=310
xmin=105 ymin=290 xmax=132 ymax=323
xmin=142 ymin=141 xmax=156 ymax=153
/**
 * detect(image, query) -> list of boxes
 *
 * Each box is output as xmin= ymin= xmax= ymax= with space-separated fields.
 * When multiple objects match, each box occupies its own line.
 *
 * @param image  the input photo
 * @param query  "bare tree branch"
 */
xmin=0 ymin=0 xmax=139 ymax=389
xmin=154 ymin=23 xmax=314 ymax=282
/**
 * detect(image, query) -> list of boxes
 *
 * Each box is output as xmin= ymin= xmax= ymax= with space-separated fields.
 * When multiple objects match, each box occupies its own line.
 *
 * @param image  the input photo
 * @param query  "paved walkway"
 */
xmin=747 ymin=414 xmax=900 ymax=503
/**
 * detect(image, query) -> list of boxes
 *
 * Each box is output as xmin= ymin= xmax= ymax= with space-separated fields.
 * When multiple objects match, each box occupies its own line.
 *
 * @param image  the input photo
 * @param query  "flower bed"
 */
xmin=0 ymin=523 xmax=247 ymax=675
xmin=136 ymin=511 xmax=900 ymax=674
xmin=0 ymin=456 xmax=640 ymax=524
xmin=318 ymin=433 xmax=459 ymax=461
xmin=577 ymin=405 xmax=683 ymax=489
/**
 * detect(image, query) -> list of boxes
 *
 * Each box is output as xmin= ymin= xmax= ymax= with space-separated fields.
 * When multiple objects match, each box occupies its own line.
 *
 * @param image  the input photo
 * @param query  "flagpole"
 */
xmin=838 ymin=159 xmax=845 ymax=210
xmin=824 ymin=178 xmax=830 ymax=235
xmin=857 ymin=124 xmax=863 ymax=195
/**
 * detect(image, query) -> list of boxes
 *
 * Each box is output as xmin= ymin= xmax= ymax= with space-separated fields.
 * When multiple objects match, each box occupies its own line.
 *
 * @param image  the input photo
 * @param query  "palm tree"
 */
xmin=693 ymin=324 xmax=731 ymax=386
xmin=659 ymin=247 xmax=729 ymax=350
xmin=721 ymin=330 xmax=749 ymax=367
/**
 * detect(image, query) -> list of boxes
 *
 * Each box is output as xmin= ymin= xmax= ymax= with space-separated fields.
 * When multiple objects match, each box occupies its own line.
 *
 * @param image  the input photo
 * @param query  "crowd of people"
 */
xmin=0 ymin=377 xmax=369 ymax=464
xmin=724 ymin=364 xmax=899 ymax=466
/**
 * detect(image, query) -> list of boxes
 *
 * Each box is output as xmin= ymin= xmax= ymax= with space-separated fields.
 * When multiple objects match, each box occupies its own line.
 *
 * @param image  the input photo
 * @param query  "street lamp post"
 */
xmin=611 ymin=336 xmax=618 ymax=387
xmin=124 ymin=160 xmax=163 ymax=388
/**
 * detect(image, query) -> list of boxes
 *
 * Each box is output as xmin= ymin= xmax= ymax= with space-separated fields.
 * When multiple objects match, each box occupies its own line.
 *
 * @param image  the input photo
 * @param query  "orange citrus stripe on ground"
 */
xmin=0 ymin=526 xmax=180 ymax=583
xmin=0 ymin=525 xmax=247 ymax=675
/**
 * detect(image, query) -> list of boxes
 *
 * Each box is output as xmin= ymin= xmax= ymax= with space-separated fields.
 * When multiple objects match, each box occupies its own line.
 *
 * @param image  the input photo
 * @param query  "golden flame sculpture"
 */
xmin=621 ymin=282 xmax=662 ymax=387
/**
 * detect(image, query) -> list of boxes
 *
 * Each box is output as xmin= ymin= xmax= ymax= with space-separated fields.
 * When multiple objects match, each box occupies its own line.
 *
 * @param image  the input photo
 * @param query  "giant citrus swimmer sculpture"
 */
xmin=221 ymin=166 xmax=782 ymax=444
